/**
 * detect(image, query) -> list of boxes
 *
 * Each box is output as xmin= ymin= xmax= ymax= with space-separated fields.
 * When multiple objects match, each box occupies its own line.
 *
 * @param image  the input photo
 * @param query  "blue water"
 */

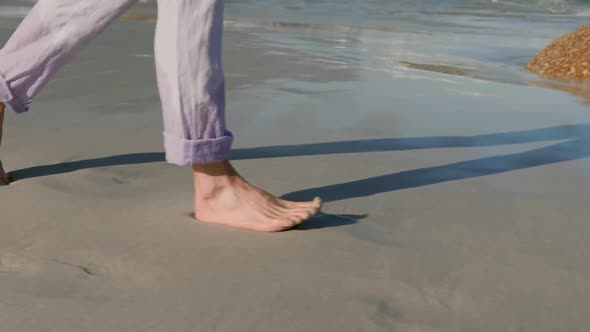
xmin=221 ymin=0 xmax=589 ymax=89
xmin=1 ymin=0 xmax=589 ymax=92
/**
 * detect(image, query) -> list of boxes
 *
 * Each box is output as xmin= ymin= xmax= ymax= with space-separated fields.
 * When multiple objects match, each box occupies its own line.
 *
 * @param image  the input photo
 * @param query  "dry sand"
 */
xmin=2 ymin=16 xmax=590 ymax=332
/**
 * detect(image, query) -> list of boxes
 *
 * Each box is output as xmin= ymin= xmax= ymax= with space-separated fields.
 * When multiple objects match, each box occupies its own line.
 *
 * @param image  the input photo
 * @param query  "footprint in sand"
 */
xmin=0 ymin=253 xmax=38 ymax=274
xmin=38 ymin=165 xmax=141 ymax=195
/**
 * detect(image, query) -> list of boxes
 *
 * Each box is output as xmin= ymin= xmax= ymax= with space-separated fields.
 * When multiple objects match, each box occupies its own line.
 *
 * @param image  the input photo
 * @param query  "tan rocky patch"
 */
xmin=527 ymin=25 xmax=590 ymax=82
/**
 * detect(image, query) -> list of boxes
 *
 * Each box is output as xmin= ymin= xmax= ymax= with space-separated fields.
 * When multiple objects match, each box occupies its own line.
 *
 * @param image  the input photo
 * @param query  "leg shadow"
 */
xmin=296 ymin=213 xmax=367 ymax=230
xmin=282 ymin=138 xmax=590 ymax=202
xmin=9 ymin=152 xmax=165 ymax=180
xmin=231 ymin=123 xmax=590 ymax=160
xmin=9 ymin=123 xmax=590 ymax=182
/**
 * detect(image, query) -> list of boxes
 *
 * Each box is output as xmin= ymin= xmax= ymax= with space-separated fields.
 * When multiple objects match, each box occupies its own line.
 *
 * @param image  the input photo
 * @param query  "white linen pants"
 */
xmin=0 ymin=0 xmax=233 ymax=165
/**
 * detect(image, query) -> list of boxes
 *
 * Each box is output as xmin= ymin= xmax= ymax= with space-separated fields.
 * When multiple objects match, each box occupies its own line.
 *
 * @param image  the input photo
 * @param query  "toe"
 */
xmin=283 ymin=218 xmax=299 ymax=229
xmin=270 ymin=218 xmax=298 ymax=231
xmin=280 ymin=197 xmax=322 ymax=210
xmin=267 ymin=204 xmax=310 ymax=218
xmin=309 ymin=203 xmax=322 ymax=218
xmin=283 ymin=198 xmax=321 ymax=220
xmin=308 ymin=208 xmax=320 ymax=219
xmin=312 ymin=197 xmax=323 ymax=209
xmin=278 ymin=198 xmax=315 ymax=209
xmin=254 ymin=215 xmax=297 ymax=232
xmin=287 ymin=209 xmax=313 ymax=221
xmin=290 ymin=216 xmax=306 ymax=228
xmin=269 ymin=203 xmax=318 ymax=222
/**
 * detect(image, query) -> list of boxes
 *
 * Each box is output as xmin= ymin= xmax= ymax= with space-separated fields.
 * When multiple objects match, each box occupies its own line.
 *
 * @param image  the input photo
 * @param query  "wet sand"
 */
xmin=2 ymin=15 xmax=590 ymax=332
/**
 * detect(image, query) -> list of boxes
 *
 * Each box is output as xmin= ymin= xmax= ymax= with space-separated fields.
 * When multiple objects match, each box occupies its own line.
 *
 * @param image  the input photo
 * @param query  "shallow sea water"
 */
xmin=2 ymin=0 xmax=589 ymax=99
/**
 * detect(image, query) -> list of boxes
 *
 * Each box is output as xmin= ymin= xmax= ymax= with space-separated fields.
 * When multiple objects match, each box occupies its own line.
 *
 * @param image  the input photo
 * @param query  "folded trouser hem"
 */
xmin=0 ymin=73 xmax=29 ymax=113
xmin=164 ymin=131 xmax=233 ymax=166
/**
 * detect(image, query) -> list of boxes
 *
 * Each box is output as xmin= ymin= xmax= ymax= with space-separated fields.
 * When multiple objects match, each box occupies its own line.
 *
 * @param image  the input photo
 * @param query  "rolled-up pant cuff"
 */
xmin=0 ymin=73 xmax=30 ymax=113
xmin=164 ymin=131 xmax=233 ymax=166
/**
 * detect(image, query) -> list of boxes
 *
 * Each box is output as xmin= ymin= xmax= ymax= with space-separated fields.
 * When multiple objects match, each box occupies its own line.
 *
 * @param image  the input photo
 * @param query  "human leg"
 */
xmin=0 ymin=0 xmax=139 ymax=112
xmin=155 ymin=0 xmax=322 ymax=231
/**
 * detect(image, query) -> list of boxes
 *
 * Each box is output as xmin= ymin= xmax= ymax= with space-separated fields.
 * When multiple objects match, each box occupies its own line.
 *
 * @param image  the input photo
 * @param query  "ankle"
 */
xmin=193 ymin=160 xmax=237 ymax=176
xmin=193 ymin=160 xmax=242 ymax=200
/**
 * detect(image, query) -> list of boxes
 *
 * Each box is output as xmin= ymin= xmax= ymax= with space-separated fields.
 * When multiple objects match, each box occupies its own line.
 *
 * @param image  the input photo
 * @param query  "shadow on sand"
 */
xmin=8 ymin=123 xmax=590 ymax=228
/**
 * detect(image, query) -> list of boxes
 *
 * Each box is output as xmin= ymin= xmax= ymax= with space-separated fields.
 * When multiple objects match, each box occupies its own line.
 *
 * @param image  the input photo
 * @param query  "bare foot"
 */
xmin=193 ymin=161 xmax=322 ymax=232
xmin=0 ymin=102 xmax=10 ymax=185
xmin=0 ymin=160 xmax=9 ymax=185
